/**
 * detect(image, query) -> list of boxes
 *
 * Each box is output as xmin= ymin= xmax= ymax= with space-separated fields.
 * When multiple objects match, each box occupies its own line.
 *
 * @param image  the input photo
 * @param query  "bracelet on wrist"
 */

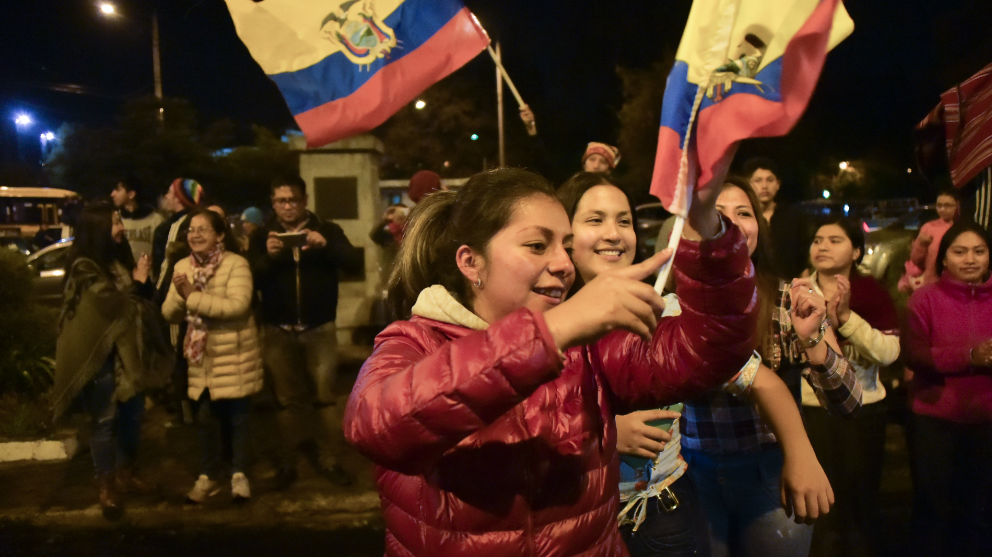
xmin=804 ymin=320 xmax=828 ymax=348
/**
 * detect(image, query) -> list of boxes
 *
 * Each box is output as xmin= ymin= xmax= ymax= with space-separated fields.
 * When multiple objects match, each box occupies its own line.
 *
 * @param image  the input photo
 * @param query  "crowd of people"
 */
xmin=48 ymin=146 xmax=992 ymax=556
xmin=53 ymin=175 xmax=362 ymax=519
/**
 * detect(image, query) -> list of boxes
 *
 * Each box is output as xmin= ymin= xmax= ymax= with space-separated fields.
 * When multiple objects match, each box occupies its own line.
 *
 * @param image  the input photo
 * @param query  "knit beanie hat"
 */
xmin=408 ymin=170 xmax=442 ymax=203
xmin=240 ymin=206 xmax=264 ymax=226
xmin=581 ymin=142 xmax=621 ymax=169
xmin=170 ymin=178 xmax=204 ymax=209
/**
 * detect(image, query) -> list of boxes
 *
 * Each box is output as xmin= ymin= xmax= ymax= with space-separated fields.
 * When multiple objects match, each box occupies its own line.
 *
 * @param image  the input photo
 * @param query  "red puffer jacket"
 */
xmin=344 ymin=223 xmax=757 ymax=556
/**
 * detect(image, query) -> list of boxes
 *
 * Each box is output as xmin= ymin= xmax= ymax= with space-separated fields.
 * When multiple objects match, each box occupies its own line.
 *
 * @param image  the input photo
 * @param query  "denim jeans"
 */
xmin=79 ymin=361 xmax=144 ymax=476
xmin=621 ymin=474 xmax=710 ymax=556
xmin=683 ymin=445 xmax=812 ymax=556
xmin=262 ymin=321 xmax=340 ymax=467
xmin=910 ymin=413 xmax=992 ymax=556
xmin=191 ymin=390 xmax=251 ymax=476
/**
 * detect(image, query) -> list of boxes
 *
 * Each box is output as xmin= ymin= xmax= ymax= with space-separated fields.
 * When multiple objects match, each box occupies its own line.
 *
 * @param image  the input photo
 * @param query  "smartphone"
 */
xmin=275 ymin=231 xmax=307 ymax=247
xmin=619 ymin=403 xmax=684 ymax=470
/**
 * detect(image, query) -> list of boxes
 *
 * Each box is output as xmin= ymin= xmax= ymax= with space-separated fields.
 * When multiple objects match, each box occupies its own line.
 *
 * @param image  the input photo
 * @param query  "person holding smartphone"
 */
xmin=248 ymin=175 xmax=363 ymax=488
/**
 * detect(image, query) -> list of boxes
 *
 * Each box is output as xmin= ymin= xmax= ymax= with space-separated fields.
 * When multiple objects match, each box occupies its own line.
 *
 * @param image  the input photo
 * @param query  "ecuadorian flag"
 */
xmin=226 ymin=0 xmax=490 ymax=147
xmin=650 ymin=0 xmax=853 ymax=214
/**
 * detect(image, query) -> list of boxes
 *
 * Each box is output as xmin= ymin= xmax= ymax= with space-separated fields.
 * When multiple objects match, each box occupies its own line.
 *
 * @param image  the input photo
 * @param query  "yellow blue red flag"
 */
xmin=650 ymin=0 xmax=853 ymax=214
xmin=225 ymin=0 xmax=490 ymax=147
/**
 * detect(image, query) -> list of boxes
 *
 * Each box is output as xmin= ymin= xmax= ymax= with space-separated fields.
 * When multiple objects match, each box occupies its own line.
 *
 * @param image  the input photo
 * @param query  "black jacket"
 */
xmin=249 ymin=212 xmax=362 ymax=327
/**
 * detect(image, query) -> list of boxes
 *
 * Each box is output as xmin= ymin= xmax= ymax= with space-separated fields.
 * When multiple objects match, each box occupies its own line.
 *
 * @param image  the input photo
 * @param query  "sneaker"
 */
xmin=231 ymin=472 xmax=251 ymax=502
xmin=186 ymin=474 xmax=220 ymax=504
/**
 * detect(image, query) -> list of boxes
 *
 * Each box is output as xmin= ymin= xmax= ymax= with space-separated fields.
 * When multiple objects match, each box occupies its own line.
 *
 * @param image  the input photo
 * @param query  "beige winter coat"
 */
xmin=162 ymin=252 xmax=263 ymax=400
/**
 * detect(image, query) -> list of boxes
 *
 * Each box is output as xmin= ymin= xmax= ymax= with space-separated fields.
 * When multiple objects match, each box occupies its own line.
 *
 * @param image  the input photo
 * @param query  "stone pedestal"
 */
xmin=294 ymin=134 xmax=385 ymax=345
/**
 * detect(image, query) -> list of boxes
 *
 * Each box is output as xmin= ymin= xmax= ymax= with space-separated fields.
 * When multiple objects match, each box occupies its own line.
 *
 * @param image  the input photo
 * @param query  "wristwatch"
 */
xmin=804 ymin=320 xmax=828 ymax=348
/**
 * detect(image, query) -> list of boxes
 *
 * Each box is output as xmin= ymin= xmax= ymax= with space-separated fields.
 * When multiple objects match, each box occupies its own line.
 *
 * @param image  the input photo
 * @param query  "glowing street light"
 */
xmin=838 ymin=161 xmax=849 ymax=171
xmin=414 ymin=99 xmax=426 ymax=110
xmin=13 ymin=112 xmax=33 ymax=128
xmin=470 ymin=133 xmax=479 ymax=141
xmin=98 ymin=1 xmax=117 ymax=16
xmin=40 ymin=131 xmax=55 ymax=142
xmin=822 ymin=189 xmax=832 ymax=199
xmin=97 ymin=1 xmax=164 ymax=123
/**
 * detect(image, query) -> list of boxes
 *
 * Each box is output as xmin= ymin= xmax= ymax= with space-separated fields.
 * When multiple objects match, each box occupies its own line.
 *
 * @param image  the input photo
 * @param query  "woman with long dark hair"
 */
xmin=903 ymin=221 xmax=992 ymax=555
xmin=343 ymin=167 xmax=757 ymax=555
xmin=679 ymin=179 xmax=860 ymax=556
xmin=52 ymin=202 xmax=172 ymax=520
xmin=804 ymin=217 xmax=899 ymax=554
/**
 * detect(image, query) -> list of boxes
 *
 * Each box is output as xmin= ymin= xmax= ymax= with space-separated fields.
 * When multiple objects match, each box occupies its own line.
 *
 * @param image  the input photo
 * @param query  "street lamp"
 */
xmin=13 ymin=112 xmax=33 ymax=128
xmin=838 ymin=161 xmax=849 ymax=171
xmin=414 ymin=99 xmax=426 ymax=110
xmin=12 ymin=111 xmax=34 ymax=161
xmin=97 ymin=1 xmax=164 ymax=123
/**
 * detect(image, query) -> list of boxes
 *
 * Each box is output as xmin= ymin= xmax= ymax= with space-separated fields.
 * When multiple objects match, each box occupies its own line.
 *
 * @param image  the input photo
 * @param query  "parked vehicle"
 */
xmin=0 ymin=186 xmax=80 ymax=248
xmin=859 ymin=205 xmax=936 ymax=293
xmin=26 ymin=238 xmax=72 ymax=307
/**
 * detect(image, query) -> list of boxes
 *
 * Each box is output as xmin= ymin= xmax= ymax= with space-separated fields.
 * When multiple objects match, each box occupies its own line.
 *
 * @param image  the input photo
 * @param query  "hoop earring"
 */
xmin=474 ymin=277 xmax=483 ymax=289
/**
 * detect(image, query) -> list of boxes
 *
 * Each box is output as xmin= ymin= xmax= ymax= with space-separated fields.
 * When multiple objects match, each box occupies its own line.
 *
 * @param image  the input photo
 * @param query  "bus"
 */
xmin=0 ymin=186 xmax=81 ymax=249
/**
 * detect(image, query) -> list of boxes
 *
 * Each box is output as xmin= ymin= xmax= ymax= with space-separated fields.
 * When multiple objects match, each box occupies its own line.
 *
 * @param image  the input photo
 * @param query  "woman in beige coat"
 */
xmin=162 ymin=209 xmax=263 ymax=503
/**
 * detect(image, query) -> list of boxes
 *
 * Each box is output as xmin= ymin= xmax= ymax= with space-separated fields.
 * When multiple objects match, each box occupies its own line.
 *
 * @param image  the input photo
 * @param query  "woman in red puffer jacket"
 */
xmin=344 ymin=168 xmax=757 ymax=556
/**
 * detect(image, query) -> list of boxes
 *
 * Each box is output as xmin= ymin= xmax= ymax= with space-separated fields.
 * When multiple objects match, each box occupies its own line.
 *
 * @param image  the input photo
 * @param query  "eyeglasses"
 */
xmin=272 ymin=197 xmax=303 ymax=207
xmin=186 ymin=227 xmax=215 ymax=236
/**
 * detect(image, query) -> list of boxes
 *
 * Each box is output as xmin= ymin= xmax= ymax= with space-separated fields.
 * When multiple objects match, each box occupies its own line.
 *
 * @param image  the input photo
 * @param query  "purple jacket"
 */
xmin=904 ymin=273 xmax=992 ymax=423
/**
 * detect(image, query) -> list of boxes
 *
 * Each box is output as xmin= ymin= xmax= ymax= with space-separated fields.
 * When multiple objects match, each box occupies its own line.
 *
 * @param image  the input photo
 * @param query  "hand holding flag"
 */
xmin=650 ymin=0 xmax=854 ymax=216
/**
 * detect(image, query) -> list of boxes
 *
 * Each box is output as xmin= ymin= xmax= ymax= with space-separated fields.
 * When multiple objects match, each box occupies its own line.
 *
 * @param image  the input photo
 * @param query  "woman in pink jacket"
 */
xmin=903 ymin=221 xmax=992 ymax=555
xmin=900 ymin=190 xmax=959 ymax=293
xmin=344 ymin=168 xmax=757 ymax=556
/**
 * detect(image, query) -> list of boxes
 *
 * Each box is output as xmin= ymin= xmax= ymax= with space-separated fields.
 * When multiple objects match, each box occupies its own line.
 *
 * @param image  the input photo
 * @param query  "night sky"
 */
xmin=3 ymin=0 xmax=992 ymax=197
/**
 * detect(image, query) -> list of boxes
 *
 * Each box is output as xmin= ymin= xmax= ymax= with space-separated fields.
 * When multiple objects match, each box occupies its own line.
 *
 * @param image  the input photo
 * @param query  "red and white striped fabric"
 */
xmin=918 ymin=61 xmax=992 ymax=188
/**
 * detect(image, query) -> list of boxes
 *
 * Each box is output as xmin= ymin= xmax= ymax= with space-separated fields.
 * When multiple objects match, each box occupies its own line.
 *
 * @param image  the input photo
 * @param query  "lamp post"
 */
xmin=12 ymin=112 xmax=33 ymax=161
xmin=98 ymin=1 xmax=164 ymax=123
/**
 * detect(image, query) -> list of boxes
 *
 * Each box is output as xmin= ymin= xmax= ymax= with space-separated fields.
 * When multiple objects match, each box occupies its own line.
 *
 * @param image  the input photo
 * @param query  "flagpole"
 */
xmin=486 ymin=45 xmax=525 ymax=107
xmin=653 ymin=77 xmax=710 ymax=294
xmin=496 ymin=42 xmax=506 ymax=167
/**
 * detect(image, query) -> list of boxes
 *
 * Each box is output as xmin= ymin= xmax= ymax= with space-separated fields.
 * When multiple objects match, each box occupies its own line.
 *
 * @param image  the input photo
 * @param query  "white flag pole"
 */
xmin=653 ymin=78 xmax=711 ymax=294
xmin=486 ymin=44 xmax=525 ymax=108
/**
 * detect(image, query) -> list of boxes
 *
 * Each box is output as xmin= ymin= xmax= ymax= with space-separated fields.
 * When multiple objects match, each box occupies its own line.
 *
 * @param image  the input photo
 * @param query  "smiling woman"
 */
xmin=903 ymin=221 xmax=992 ymax=555
xmin=343 ymin=167 xmax=758 ymax=556
xmin=162 ymin=208 xmax=262 ymax=505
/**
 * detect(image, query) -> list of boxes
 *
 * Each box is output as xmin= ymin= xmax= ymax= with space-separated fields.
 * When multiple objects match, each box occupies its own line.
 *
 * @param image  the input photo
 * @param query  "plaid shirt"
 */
xmin=682 ymin=281 xmax=862 ymax=453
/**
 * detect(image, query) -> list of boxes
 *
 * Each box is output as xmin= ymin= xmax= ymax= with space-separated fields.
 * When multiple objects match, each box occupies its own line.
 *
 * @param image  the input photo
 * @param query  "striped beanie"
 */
xmin=581 ymin=142 xmax=621 ymax=169
xmin=170 ymin=178 xmax=204 ymax=209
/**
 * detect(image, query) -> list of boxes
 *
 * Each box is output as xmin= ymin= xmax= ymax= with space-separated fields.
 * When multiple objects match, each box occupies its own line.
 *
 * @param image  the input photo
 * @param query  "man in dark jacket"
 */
xmin=249 ymin=175 xmax=362 ymax=487
xmin=744 ymin=157 xmax=809 ymax=279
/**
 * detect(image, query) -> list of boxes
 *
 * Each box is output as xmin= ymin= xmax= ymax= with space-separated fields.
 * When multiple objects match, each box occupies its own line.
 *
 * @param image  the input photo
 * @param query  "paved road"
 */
xmin=0 ymin=350 xmax=917 ymax=556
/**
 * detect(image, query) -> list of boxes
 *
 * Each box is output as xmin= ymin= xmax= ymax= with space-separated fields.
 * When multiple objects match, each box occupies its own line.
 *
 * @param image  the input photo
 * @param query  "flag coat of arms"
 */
xmin=226 ymin=0 xmax=490 ymax=147
xmin=650 ymin=0 xmax=853 ymax=214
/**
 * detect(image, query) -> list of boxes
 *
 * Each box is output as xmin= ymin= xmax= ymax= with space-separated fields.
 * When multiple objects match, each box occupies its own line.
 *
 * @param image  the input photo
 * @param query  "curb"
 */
xmin=0 ymin=489 xmax=381 ymax=527
xmin=0 ymin=430 xmax=79 ymax=463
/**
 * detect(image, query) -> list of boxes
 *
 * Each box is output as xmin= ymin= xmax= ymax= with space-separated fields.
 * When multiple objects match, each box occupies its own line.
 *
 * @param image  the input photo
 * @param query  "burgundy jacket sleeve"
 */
xmin=343 ymin=308 xmax=562 ymax=474
xmin=596 ymin=217 xmax=759 ymax=411
xmin=904 ymin=289 xmax=972 ymax=374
